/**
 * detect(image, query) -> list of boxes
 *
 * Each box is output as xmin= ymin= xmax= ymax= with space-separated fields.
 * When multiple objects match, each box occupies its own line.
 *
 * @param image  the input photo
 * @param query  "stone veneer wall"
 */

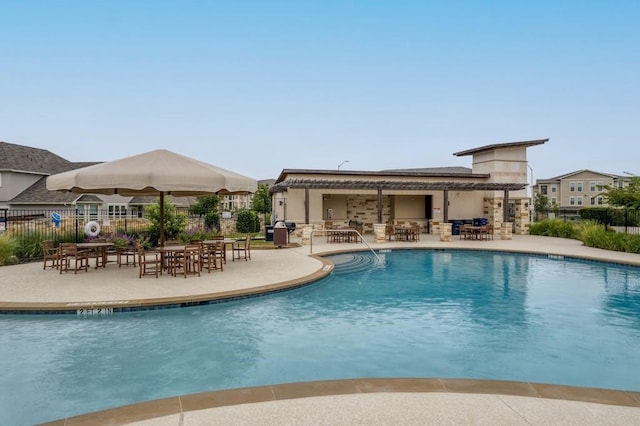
xmin=483 ymin=198 xmax=503 ymax=237
xmin=483 ymin=197 xmax=530 ymax=235
xmin=513 ymin=198 xmax=530 ymax=235
xmin=345 ymin=195 xmax=391 ymax=233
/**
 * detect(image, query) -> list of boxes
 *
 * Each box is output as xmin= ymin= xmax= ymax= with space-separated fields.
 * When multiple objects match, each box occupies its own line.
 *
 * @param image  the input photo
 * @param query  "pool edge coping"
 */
xmin=41 ymin=378 xmax=640 ymax=425
xmin=3 ymin=244 xmax=640 ymax=314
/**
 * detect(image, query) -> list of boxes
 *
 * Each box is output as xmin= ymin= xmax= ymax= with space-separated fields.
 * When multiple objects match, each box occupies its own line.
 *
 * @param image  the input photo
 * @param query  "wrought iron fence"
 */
xmin=556 ymin=208 xmax=640 ymax=235
xmin=0 ymin=208 xmax=246 ymax=254
xmin=2 ymin=208 xmax=154 ymax=242
xmin=0 ymin=207 xmax=266 ymax=251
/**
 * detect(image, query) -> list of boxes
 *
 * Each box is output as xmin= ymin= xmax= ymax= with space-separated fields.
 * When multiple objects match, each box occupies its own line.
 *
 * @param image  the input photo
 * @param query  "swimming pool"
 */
xmin=2 ymin=249 xmax=640 ymax=425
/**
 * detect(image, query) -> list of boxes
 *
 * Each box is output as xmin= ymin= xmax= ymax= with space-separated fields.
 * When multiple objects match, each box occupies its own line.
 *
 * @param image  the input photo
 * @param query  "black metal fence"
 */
xmin=0 ymin=208 xmax=264 ymax=254
xmin=0 ymin=208 xmax=234 ymax=257
xmin=1 ymin=208 xmax=161 ymax=242
xmin=556 ymin=208 xmax=640 ymax=235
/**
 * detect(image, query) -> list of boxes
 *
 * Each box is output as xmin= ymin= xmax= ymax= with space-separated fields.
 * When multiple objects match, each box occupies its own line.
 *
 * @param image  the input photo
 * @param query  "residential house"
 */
xmin=0 ymin=141 xmax=254 ymax=220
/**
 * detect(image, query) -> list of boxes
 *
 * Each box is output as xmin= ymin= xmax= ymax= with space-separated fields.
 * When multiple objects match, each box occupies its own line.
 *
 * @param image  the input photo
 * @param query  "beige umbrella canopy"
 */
xmin=46 ymin=149 xmax=258 ymax=245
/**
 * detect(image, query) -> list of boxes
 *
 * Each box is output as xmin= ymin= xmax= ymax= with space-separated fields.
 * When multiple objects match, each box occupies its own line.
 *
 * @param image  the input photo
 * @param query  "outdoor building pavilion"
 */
xmin=269 ymin=139 xmax=547 ymax=240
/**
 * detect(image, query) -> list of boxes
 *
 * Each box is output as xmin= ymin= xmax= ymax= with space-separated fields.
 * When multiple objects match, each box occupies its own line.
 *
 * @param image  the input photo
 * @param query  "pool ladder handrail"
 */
xmin=309 ymin=229 xmax=382 ymax=263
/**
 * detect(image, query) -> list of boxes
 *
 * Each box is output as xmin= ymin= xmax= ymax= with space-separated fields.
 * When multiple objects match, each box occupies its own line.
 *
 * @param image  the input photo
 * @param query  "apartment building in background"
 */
xmin=532 ymin=169 xmax=629 ymax=216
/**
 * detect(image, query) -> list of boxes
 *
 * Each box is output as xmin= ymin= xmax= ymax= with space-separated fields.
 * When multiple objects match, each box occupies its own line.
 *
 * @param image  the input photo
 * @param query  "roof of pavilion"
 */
xmin=270 ymin=178 xmax=526 ymax=193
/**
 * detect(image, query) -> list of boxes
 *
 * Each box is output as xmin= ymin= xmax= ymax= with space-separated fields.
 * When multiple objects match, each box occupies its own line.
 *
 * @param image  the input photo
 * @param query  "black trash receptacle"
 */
xmin=473 ymin=217 xmax=488 ymax=226
xmin=449 ymin=220 xmax=464 ymax=236
xmin=265 ymin=225 xmax=274 ymax=242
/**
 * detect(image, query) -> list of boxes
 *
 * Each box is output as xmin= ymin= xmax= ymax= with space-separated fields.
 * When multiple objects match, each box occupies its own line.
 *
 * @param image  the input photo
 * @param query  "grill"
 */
xmin=273 ymin=221 xmax=296 ymax=246
xmin=274 ymin=220 xmax=296 ymax=234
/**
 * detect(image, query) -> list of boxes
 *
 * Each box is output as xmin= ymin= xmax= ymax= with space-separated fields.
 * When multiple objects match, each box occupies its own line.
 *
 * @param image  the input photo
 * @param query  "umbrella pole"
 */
xmin=160 ymin=192 xmax=165 ymax=247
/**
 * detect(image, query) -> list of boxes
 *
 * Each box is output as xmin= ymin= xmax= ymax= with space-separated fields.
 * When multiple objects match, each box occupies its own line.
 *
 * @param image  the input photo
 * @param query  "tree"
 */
xmin=251 ymin=184 xmax=272 ymax=220
xmin=603 ymin=176 xmax=640 ymax=208
xmin=145 ymin=199 xmax=187 ymax=245
xmin=533 ymin=193 xmax=550 ymax=221
xmin=189 ymin=196 xmax=221 ymax=231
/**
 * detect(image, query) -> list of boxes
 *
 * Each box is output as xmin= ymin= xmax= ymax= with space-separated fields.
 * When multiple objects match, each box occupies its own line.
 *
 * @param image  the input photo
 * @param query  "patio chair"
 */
xmin=385 ymin=224 xmax=396 ymax=241
xmin=209 ymin=235 xmax=227 ymax=263
xmin=118 ymin=244 xmax=137 ymax=268
xmin=92 ymin=238 xmax=117 ymax=267
xmin=58 ymin=243 xmax=89 ymax=274
xmin=481 ymin=224 xmax=494 ymax=240
xmin=201 ymin=241 xmax=224 ymax=272
xmin=232 ymin=235 xmax=251 ymax=261
xmin=171 ymin=244 xmax=201 ymax=278
xmin=136 ymin=243 xmax=162 ymax=278
xmin=42 ymin=240 xmax=59 ymax=270
xmin=409 ymin=224 xmax=420 ymax=241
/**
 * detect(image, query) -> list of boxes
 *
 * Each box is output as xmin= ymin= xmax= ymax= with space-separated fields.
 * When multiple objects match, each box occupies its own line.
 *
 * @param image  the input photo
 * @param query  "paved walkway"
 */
xmin=2 ymin=234 xmax=640 ymax=424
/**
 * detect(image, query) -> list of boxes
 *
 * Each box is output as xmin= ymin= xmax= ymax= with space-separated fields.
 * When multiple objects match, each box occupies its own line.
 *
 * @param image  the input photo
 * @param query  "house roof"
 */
xmin=538 ymin=169 xmax=624 ymax=182
xmin=271 ymin=179 xmax=526 ymax=193
xmin=1 ymin=141 xmax=103 ymax=204
xmin=129 ymin=195 xmax=199 ymax=207
xmin=453 ymin=139 xmax=548 ymax=157
xmin=9 ymin=178 xmax=103 ymax=205
xmin=0 ymin=141 xmax=75 ymax=175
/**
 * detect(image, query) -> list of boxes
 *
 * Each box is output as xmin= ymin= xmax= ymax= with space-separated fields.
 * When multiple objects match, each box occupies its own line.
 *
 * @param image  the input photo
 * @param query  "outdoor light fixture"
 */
xmin=338 ymin=160 xmax=350 ymax=170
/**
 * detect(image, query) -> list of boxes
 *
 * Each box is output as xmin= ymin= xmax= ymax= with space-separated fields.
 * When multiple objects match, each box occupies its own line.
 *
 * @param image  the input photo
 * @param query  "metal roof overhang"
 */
xmin=270 ymin=179 xmax=527 ymax=193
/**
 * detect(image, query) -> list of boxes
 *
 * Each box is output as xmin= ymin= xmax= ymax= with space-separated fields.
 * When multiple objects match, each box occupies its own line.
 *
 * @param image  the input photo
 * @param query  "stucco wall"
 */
xmin=0 ymin=172 xmax=42 ymax=202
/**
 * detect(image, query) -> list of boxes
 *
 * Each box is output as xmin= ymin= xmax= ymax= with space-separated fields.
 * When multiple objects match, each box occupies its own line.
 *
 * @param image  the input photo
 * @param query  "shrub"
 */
xmin=178 ymin=227 xmax=213 ymax=244
xmin=144 ymin=200 xmax=187 ymax=246
xmin=13 ymin=229 xmax=72 ymax=260
xmin=236 ymin=209 xmax=260 ymax=233
xmin=529 ymin=219 xmax=577 ymax=239
xmin=0 ymin=234 xmax=19 ymax=266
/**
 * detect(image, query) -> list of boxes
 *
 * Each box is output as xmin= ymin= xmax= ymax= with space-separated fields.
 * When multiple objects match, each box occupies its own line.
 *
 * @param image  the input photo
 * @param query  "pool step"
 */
xmin=330 ymin=253 xmax=387 ymax=275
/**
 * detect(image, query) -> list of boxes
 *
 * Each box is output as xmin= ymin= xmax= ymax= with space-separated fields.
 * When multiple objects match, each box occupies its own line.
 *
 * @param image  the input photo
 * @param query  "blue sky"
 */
xmin=1 ymin=1 xmax=638 ymax=181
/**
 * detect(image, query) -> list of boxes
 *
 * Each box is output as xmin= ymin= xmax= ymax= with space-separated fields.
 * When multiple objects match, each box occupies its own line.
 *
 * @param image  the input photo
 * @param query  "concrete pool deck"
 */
xmin=2 ymin=234 xmax=640 ymax=424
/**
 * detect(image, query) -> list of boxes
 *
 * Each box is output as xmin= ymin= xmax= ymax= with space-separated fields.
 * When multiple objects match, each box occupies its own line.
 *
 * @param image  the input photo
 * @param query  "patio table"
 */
xmin=76 ymin=242 xmax=115 ymax=269
xmin=203 ymin=239 xmax=236 ymax=263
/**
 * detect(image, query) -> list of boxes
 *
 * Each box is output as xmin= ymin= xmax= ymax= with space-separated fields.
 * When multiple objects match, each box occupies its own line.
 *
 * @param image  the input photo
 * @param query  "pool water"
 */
xmin=2 ymin=249 xmax=640 ymax=425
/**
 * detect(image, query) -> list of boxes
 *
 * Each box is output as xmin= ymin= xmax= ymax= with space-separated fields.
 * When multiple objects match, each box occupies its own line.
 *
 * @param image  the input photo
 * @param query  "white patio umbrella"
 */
xmin=46 ymin=149 xmax=257 ymax=245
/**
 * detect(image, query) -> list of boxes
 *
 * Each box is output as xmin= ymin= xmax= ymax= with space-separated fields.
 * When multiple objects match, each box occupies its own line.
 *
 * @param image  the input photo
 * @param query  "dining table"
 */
xmin=76 ymin=242 xmax=115 ymax=269
xmin=202 ymin=239 xmax=237 ymax=263
xmin=156 ymin=245 xmax=187 ymax=273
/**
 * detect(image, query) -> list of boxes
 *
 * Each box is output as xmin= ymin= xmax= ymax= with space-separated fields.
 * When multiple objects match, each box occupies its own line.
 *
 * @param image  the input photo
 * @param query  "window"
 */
xmin=108 ymin=204 xmax=127 ymax=219
xmin=540 ymin=185 xmax=548 ymax=195
xmin=551 ymin=197 xmax=557 ymax=205
xmin=597 ymin=181 xmax=604 ymax=192
xmin=551 ymin=185 xmax=557 ymax=193
xmin=569 ymin=182 xmax=576 ymax=192
xmin=597 ymin=196 xmax=604 ymax=205
xmin=78 ymin=204 xmax=99 ymax=220
xmin=577 ymin=196 xmax=583 ymax=206
xmin=570 ymin=197 xmax=575 ymax=206
xmin=590 ymin=181 xmax=596 ymax=192
xmin=618 ymin=181 xmax=624 ymax=188
xmin=577 ymin=182 xmax=583 ymax=192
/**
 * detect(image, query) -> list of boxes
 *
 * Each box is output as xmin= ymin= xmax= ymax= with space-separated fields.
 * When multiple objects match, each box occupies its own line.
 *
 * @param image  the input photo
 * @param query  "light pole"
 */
xmin=338 ymin=160 xmax=350 ymax=170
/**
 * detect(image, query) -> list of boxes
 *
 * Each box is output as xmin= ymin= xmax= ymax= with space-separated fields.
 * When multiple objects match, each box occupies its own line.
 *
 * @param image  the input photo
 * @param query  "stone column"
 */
xmin=373 ymin=224 xmax=386 ymax=243
xmin=501 ymin=222 xmax=513 ymax=240
xmin=513 ymin=198 xmax=531 ymax=235
xmin=301 ymin=224 xmax=314 ymax=246
xmin=439 ymin=222 xmax=452 ymax=242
